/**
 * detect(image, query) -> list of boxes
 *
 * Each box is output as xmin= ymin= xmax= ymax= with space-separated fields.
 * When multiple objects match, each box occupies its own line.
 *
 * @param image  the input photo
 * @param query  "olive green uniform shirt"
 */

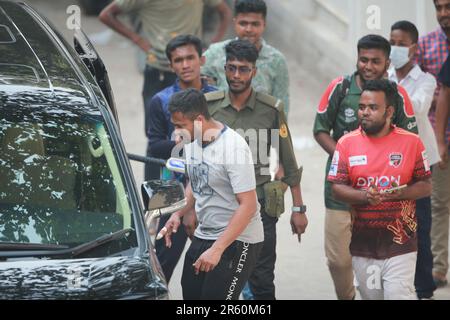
xmin=115 ymin=0 xmax=221 ymax=71
xmin=202 ymin=38 xmax=290 ymax=115
xmin=206 ymin=89 xmax=301 ymax=198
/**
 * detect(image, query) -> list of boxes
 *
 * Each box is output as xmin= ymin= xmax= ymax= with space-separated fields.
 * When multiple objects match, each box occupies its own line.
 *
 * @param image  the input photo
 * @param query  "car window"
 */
xmin=0 ymin=101 xmax=134 ymax=248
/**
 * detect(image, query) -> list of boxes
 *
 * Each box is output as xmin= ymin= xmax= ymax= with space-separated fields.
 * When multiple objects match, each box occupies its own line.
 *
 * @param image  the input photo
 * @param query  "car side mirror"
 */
xmin=141 ymin=180 xmax=186 ymax=217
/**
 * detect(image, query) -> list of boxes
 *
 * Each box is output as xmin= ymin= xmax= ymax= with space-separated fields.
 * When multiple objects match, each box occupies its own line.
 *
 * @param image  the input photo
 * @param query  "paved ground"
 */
xmin=24 ymin=0 xmax=450 ymax=300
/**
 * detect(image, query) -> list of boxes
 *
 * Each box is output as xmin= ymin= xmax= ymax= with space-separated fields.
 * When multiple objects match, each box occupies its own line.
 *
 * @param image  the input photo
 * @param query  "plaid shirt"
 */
xmin=417 ymin=28 xmax=450 ymax=148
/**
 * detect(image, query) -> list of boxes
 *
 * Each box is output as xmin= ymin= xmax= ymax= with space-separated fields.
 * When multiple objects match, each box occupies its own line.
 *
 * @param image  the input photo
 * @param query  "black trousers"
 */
xmin=181 ymin=237 xmax=262 ymax=300
xmin=248 ymin=201 xmax=278 ymax=300
xmin=154 ymin=215 xmax=188 ymax=283
xmin=142 ymin=65 xmax=176 ymax=180
xmin=415 ymin=196 xmax=437 ymax=298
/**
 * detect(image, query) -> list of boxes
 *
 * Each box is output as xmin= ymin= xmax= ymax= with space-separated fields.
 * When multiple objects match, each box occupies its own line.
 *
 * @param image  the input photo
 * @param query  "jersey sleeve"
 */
xmin=393 ymin=85 xmax=419 ymax=134
xmin=327 ymin=140 xmax=350 ymax=185
xmin=313 ymin=77 xmax=344 ymax=135
xmin=412 ymin=138 xmax=432 ymax=181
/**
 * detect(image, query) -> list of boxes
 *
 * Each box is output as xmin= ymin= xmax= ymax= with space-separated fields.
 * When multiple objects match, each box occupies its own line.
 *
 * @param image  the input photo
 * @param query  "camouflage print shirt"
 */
xmin=313 ymin=73 xmax=418 ymax=211
xmin=202 ymin=38 xmax=290 ymax=115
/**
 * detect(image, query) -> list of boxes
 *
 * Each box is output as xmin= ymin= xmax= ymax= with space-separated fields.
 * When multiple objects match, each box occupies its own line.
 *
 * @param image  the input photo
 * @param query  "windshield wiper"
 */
xmin=69 ymin=228 xmax=135 ymax=258
xmin=0 ymin=242 xmax=69 ymax=250
xmin=0 ymin=228 xmax=134 ymax=258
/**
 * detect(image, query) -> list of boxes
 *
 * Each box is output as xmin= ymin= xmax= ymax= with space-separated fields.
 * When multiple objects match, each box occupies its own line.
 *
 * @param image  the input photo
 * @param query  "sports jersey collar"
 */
xmin=221 ymin=89 xmax=257 ymax=110
xmin=349 ymin=73 xmax=362 ymax=94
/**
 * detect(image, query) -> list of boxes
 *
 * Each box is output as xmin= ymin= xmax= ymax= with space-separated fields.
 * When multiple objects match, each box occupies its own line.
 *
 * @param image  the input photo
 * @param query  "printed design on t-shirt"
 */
xmin=389 ymin=152 xmax=403 ymax=168
xmin=386 ymin=200 xmax=417 ymax=245
xmin=190 ymin=163 xmax=213 ymax=196
xmin=349 ymin=155 xmax=367 ymax=167
xmin=344 ymin=108 xmax=357 ymax=123
xmin=328 ymin=151 xmax=339 ymax=177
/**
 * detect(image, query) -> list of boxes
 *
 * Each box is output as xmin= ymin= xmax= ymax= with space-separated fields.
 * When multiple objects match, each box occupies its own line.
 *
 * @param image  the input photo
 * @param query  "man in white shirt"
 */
xmin=388 ymin=20 xmax=440 ymax=299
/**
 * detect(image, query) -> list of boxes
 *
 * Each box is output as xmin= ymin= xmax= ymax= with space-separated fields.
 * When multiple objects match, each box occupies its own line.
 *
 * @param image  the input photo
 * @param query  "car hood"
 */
xmin=0 ymin=255 xmax=168 ymax=299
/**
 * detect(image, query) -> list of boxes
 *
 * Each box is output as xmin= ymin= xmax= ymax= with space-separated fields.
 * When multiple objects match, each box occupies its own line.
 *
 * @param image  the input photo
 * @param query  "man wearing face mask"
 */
xmin=313 ymin=34 xmax=418 ymax=300
xmin=388 ymin=20 xmax=439 ymax=300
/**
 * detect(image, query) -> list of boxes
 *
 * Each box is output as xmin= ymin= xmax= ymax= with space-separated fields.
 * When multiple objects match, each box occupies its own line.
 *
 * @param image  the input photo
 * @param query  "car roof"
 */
xmin=0 ymin=1 xmax=98 ymax=108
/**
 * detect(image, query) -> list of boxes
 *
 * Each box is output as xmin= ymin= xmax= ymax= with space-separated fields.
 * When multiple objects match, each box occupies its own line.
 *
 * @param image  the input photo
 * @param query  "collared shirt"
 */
xmin=417 ymin=27 xmax=450 ymax=147
xmin=146 ymin=79 xmax=216 ymax=159
xmin=201 ymin=38 xmax=290 ymax=115
xmin=115 ymin=0 xmax=221 ymax=71
xmin=206 ymin=89 xmax=301 ymax=189
xmin=388 ymin=65 xmax=440 ymax=165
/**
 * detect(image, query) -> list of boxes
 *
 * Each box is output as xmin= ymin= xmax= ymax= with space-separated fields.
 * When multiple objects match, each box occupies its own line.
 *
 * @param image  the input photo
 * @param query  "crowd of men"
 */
xmin=99 ymin=0 xmax=450 ymax=300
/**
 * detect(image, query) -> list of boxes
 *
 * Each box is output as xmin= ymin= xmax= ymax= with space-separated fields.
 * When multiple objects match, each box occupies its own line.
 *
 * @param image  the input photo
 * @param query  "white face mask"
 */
xmin=390 ymin=45 xmax=410 ymax=69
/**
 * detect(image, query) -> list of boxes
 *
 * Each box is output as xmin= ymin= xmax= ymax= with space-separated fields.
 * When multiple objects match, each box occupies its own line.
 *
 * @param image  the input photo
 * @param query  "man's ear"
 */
xmin=387 ymin=105 xmax=395 ymax=120
xmin=200 ymin=55 xmax=205 ymax=67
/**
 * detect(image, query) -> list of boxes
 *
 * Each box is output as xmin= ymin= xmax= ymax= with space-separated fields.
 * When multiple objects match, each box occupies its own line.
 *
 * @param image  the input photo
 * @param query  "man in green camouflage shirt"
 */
xmin=313 ymin=35 xmax=417 ymax=300
xmin=206 ymin=39 xmax=306 ymax=300
xmin=202 ymin=0 xmax=290 ymax=115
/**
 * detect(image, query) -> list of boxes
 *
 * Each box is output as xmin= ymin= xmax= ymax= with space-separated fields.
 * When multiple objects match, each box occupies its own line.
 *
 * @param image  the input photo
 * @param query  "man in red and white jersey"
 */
xmin=328 ymin=79 xmax=432 ymax=300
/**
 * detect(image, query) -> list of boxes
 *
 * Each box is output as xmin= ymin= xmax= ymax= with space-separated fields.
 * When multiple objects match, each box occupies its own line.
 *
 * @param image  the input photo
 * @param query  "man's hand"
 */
xmin=366 ymin=184 xmax=381 ymax=206
xmin=183 ymin=208 xmax=197 ymax=239
xmin=438 ymin=142 xmax=449 ymax=169
xmin=156 ymin=212 xmax=181 ymax=248
xmin=132 ymin=34 xmax=151 ymax=53
xmin=192 ymin=246 xmax=223 ymax=274
xmin=290 ymin=212 xmax=308 ymax=242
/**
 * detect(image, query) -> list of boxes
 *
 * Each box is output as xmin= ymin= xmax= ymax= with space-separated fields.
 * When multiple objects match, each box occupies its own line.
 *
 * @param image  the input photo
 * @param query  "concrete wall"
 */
xmin=265 ymin=0 xmax=439 ymax=82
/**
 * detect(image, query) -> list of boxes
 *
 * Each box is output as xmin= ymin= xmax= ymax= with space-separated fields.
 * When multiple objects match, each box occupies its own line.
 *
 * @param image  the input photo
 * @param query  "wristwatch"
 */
xmin=292 ymin=205 xmax=307 ymax=214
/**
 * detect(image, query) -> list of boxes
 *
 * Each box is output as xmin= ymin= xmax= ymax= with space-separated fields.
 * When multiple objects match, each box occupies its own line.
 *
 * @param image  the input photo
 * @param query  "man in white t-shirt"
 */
xmin=388 ymin=20 xmax=440 ymax=299
xmin=157 ymin=88 xmax=264 ymax=300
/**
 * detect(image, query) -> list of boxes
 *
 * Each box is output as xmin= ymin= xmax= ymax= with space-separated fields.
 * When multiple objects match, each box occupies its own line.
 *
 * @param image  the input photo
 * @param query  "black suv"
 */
xmin=0 ymin=1 xmax=183 ymax=299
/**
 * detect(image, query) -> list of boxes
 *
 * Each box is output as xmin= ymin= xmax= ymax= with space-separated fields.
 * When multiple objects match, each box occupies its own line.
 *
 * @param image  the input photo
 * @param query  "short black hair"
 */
xmin=235 ymin=0 xmax=267 ymax=18
xmin=391 ymin=20 xmax=419 ymax=44
xmin=165 ymin=34 xmax=202 ymax=61
xmin=357 ymin=34 xmax=391 ymax=58
xmin=168 ymin=88 xmax=211 ymax=120
xmin=225 ymin=39 xmax=259 ymax=64
xmin=362 ymin=79 xmax=399 ymax=108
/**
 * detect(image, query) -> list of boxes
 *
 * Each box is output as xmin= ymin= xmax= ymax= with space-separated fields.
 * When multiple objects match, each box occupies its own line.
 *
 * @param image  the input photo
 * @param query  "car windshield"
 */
xmin=0 ymin=98 xmax=135 ymax=250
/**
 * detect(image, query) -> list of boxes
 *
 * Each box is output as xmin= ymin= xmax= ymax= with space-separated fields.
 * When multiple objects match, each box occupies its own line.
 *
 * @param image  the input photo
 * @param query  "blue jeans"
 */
xmin=415 ymin=196 xmax=436 ymax=298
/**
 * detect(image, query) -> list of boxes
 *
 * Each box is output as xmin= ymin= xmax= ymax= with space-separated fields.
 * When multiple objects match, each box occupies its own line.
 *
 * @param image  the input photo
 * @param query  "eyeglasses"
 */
xmin=224 ymin=64 xmax=253 ymax=75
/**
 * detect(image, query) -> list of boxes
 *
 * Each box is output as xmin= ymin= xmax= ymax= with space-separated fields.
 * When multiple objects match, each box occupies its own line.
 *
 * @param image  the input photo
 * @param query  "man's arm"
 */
xmin=146 ymin=96 xmax=176 ymax=159
xmin=209 ymin=1 xmax=232 ymax=43
xmin=314 ymin=132 xmax=337 ymax=157
xmin=331 ymin=183 xmax=376 ymax=205
xmin=271 ymin=55 xmax=290 ymax=115
xmin=394 ymin=85 xmax=418 ymax=134
xmin=99 ymin=2 xmax=150 ymax=52
xmin=313 ymin=77 xmax=346 ymax=155
xmin=436 ymin=85 xmax=450 ymax=168
xmin=408 ymin=73 xmax=437 ymax=117
xmin=192 ymin=190 xmax=257 ymax=274
xmin=158 ymin=183 xmax=195 ymax=248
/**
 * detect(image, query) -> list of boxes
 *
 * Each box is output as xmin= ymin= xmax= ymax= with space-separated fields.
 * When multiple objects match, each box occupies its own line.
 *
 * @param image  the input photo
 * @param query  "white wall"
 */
xmin=265 ymin=0 xmax=440 ymax=80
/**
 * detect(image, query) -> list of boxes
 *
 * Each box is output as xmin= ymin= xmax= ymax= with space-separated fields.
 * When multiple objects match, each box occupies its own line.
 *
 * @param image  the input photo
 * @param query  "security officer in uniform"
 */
xmin=205 ymin=39 xmax=308 ymax=300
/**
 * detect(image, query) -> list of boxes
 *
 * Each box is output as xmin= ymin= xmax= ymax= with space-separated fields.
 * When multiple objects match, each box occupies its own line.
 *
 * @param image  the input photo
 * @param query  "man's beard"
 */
xmin=361 ymin=112 xmax=388 ymax=135
xmin=226 ymin=77 xmax=252 ymax=94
